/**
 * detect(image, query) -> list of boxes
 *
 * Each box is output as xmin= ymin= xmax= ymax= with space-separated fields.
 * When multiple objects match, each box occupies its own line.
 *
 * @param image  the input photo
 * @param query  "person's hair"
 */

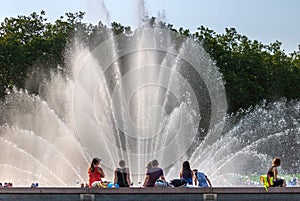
xmin=182 ymin=161 xmax=192 ymax=178
xmin=193 ymin=169 xmax=198 ymax=173
xmin=90 ymin=158 xmax=100 ymax=172
xmin=119 ymin=160 xmax=126 ymax=167
xmin=146 ymin=161 xmax=152 ymax=169
xmin=151 ymin=159 xmax=159 ymax=167
xmin=272 ymin=157 xmax=281 ymax=167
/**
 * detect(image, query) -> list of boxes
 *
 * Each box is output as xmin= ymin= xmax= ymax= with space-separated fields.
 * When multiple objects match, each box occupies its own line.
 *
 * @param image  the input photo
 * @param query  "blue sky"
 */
xmin=1 ymin=0 xmax=299 ymax=53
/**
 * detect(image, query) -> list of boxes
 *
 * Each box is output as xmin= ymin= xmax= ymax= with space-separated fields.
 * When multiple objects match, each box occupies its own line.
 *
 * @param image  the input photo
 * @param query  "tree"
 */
xmin=194 ymin=26 xmax=300 ymax=113
xmin=1 ymin=13 xmax=299 ymax=113
xmin=0 ymin=11 xmax=87 ymax=96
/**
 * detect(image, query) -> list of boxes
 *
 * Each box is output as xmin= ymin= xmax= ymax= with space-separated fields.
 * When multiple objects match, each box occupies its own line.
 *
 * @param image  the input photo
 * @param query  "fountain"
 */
xmin=0 ymin=24 xmax=229 ymax=186
xmin=0 ymin=5 xmax=299 ymax=188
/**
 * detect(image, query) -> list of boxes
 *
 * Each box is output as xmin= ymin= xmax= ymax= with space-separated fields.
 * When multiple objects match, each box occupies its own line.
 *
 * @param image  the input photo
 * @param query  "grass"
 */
xmin=242 ymin=174 xmax=299 ymax=186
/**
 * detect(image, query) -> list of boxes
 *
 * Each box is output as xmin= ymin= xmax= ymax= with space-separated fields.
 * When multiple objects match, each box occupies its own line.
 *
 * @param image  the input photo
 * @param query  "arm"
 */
xmin=180 ymin=171 xmax=183 ymax=179
xmin=160 ymin=169 xmax=166 ymax=181
xmin=206 ymin=176 xmax=212 ymax=187
xmin=273 ymin=167 xmax=278 ymax=180
xmin=114 ymin=170 xmax=117 ymax=184
xmin=193 ymin=172 xmax=197 ymax=186
xmin=143 ymin=175 xmax=149 ymax=187
xmin=160 ymin=175 xmax=166 ymax=182
xmin=126 ymin=168 xmax=131 ymax=186
xmin=97 ymin=167 xmax=105 ymax=178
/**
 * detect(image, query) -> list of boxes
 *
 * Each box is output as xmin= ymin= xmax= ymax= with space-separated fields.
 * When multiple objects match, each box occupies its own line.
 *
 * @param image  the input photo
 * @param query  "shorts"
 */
xmin=91 ymin=181 xmax=109 ymax=188
xmin=273 ymin=179 xmax=284 ymax=187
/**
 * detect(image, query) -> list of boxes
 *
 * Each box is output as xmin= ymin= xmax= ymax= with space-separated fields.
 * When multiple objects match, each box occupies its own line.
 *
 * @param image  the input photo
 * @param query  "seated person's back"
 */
xmin=145 ymin=167 xmax=164 ymax=187
xmin=115 ymin=167 xmax=129 ymax=187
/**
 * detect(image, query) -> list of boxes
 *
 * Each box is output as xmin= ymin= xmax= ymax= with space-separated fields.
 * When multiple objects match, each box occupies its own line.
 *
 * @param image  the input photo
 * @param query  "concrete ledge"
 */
xmin=1 ymin=187 xmax=299 ymax=194
xmin=0 ymin=187 xmax=299 ymax=201
xmin=88 ymin=186 xmax=300 ymax=194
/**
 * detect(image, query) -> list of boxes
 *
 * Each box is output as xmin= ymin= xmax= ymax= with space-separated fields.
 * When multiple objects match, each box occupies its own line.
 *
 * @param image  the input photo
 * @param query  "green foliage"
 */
xmin=0 ymin=12 xmax=299 ymax=113
xmin=193 ymin=26 xmax=300 ymax=112
xmin=0 ymin=11 xmax=83 ymax=95
xmin=111 ymin=22 xmax=132 ymax=35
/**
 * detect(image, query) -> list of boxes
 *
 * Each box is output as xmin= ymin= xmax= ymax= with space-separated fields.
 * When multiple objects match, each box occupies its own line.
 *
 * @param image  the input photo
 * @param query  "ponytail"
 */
xmin=89 ymin=158 xmax=101 ymax=172
xmin=90 ymin=162 xmax=95 ymax=172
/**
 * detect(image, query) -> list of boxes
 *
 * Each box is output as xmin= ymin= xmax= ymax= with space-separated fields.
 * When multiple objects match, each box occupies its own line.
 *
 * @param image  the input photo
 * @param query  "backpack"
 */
xmin=196 ymin=172 xmax=208 ymax=187
xmin=170 ymin=179 xmax=186 ymax=187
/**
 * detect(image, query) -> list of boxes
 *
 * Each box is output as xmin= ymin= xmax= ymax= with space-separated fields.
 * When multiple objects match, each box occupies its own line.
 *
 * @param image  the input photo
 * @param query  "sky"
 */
xmin=0 ymin=0 xmax=299 ymax=53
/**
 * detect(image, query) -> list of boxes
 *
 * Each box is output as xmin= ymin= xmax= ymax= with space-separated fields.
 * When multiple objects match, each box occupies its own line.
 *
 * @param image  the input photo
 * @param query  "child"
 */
xmin=88 ymin=157 xmax=105 ymax=188
xmin=267 ymin=157 xmax=286 ymax=187
xmin=193 ymin=169 xmax=212 ymax=188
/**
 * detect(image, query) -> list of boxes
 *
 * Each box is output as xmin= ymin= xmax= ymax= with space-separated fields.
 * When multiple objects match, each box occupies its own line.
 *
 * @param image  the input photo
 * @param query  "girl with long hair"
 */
xmin=180 ymin=161 xmax=194 ymax=185
xmin=88 ymin=157 xmax=105 ymax=187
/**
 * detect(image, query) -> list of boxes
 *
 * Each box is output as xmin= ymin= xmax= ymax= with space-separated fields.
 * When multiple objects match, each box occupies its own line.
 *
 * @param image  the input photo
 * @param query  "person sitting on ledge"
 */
xmin=267 ymin=157 xmax=286 ymax=187
xmin=193 ymin=169 xmax=212 ymax=188
xmin=180 ymin=161 xmax=194 ymax=186
xmin=289 ymin=175 xmax=297 ymax=186
xmin=114 ymin=160 xmax=131 ymax=187
xmin=143 ymin=159 xmax=166 ymax=187
xmin=88 ymin=157 xmax=105 ymax=187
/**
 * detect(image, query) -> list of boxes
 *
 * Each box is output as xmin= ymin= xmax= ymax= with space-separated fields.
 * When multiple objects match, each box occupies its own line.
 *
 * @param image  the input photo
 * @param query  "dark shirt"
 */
xmin=145 ymin=167 xmax=164 ymax=187
xmin=267 ymin=166 xmax=275 ymax=178
xmin=115 ymin=167 xmax=129 ymax=187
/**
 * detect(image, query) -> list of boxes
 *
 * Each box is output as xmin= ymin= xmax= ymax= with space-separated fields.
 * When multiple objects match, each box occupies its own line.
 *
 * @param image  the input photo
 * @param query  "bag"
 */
xmin=196 ymin=172 xmax=208 ymax=187
xmin=107 ymin=182 xmax=119 ymax=188
xmin=91 ymin=181 xmax=111 ymax=188
xmin=154 ymin=179 xmax=168 ymax=187
xmin=170 ymin=179 xmax=186 ymax=187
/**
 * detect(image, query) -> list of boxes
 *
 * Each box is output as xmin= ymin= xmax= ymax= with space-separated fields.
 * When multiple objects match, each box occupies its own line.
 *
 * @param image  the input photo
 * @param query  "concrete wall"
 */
xmin=0 ymin=187 xmax=299 ymax=201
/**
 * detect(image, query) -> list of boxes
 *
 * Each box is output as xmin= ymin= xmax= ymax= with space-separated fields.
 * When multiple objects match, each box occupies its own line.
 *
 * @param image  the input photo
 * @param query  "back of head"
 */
xmin=272 ymin=157 xmax=281 ymax=167
xmin=90 ymin=157 xmax=101 ymax=172
xmin=182 ymin=161 xmax=191 ymax=172
xmin=119 ymin=160 xmax=126 ymax=167
xmin=182 ymin=161 xmax=192 ymax=179
xmin=92 ymin=158 xmax=101 ymax=165
xmin=146 ymin=162 xmax=152 ymax=169
xmin=152 ymin=159 xmax=159 ymax=167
